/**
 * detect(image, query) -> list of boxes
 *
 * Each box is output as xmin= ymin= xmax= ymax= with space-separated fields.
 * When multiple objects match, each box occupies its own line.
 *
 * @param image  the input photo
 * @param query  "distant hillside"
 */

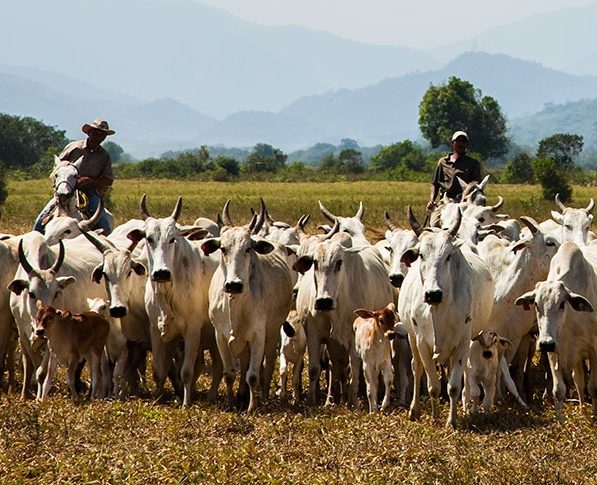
xmin=0 ymin=0 xmax=436 ymax=118
xmin=510 ymin=98 xmax=597 ymax=150
xmin=430 ymin=2 xmax=597 ymax=76
xmin=202 ymin=52 xmax=597 ymax=149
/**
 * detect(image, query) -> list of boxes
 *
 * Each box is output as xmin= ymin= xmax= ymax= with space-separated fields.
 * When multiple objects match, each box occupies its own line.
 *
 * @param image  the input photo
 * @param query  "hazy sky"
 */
xmin=195 ymin=0 xmax=593 ymax=49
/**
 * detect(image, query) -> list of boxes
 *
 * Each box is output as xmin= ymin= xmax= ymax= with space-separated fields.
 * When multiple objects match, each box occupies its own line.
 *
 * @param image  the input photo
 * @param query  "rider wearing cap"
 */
xmin=33 ymin=119 xmax=115 ymax=234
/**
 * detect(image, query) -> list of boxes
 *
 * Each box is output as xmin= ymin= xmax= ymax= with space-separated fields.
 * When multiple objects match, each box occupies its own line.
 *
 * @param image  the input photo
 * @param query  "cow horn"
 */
xmin=221 ymin=199 xmax=233 ymax=227
xmin=80 ymin=227 xmax=111 ymax=254
xmin=296 ymin=214 xmax=310 ymax=234
xmin=479 ymin=174 xmax=490 ymax=190
xmin=323 ymin=218 xmax=340 ymax=240
xmin=216 ymin=213 xmax=224 ymax=228
xmin=249 ymin=198 xmax=266 ymax=234
xmin=170 ymin=197 xmax=182 ymax=221
xmin=318 ymin=200 xmax=337 ymax=223
xmin=355 ymin=201 xmax=364 ymax=221
xmin=555 ymin=193 xmax=567 ymax=212
xmin=519 ymin=216 xmax=538 ymax=235
xmin=447 ymin=208 xmax=462 ymax=237
xmin=384 ymin=210 xmax=397 ymax=231
xmin=50 ymin=240 xmax=65 ymax=273
xmin=490 ymin=196 xmax=504 ymax=212
xmin=586 ymin=198 xmax=595 ymax=213
xmin=78 ymin=198 xmax=104 ymax=232
xmin=407 ymin=206 xmax=423 ymax=237
xmin=17 ymin=240 xmax=34 ymax=274
xmin=140 ymin=194 xmax=151 ymax=220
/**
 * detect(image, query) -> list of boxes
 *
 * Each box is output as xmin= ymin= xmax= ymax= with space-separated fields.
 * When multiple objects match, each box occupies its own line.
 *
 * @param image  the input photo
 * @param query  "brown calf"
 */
xmin=35 ymin=301 xmax=110 ymax=402
xmin=353 ymin=302 xmax=397 ymax=412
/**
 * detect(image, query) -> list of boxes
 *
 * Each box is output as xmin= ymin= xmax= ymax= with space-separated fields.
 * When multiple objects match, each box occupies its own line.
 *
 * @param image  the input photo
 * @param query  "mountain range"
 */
xmin=2 ymin=0 xmax=597 ymax=158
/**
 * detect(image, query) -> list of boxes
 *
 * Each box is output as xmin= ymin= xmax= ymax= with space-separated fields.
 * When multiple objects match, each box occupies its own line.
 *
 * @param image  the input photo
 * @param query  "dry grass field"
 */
xmin=1 ymin=179 xmax=596 ymax=484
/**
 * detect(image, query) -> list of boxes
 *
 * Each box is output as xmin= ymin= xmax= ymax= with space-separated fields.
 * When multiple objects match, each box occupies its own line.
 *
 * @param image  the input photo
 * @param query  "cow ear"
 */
xmin=201 ymin=238 xmax=221 ymax=256
xmin=251 ymin=238 xmax=274 ymax=255
xmin=515 ymin=291 xmax=535 ymax=311
xmin=282 ymin=320 xmax=296 ymax=338
xmin=499 ymin=337 xmax=513 ymax=349
xmin=127 ymin=229 xmax=145 ymax=243
xmin=567 ymin=292 xmax=594 ymax=313
xmin=131 ymin=261 xmax=146 ymax=276
xmin=292 ymin=255 xmax=313 ymax=275
xmin=511 ymin=241 xmax=527 ymax=255
xmin=92 ymin=264 xmax=103 ymax=284
xmin=471 ymin=331 xmax=484 ymax=343
xmin=57 ymin=276 xmax=76 ymax=290
xmin=179 ymin=226 xmax=209 ymax=240
xmin=354 ymin=308 xmax=375 ymax=319
xmin=400 ymin=248 xmax=419 ymax=267
xmin=550 ymin=210 xmax=564 ymax=225
xmin=8 ymin=279 xmax=29 ymax=295
xmin=285 ymin=245 xmax=298 ymax=256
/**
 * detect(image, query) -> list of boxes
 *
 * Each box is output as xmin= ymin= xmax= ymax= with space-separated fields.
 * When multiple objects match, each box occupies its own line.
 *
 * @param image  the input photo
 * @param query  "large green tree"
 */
xmin=0 ymin=114 xmax=68 ymax=168
xmin=536 ymin=133 xmax=583 ymax=170
xmin=243 ymin=143 xmax=287 ymax=173
xmin=418 ymin=77 xmax=509 ymax=159
xmin=369 ymin=140 xmax=425 ymax=172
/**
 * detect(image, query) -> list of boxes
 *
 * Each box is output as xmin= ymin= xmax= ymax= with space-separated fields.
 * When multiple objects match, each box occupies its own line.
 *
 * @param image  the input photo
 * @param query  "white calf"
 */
xmin=278 ymin=310 xmax=306 ymax=404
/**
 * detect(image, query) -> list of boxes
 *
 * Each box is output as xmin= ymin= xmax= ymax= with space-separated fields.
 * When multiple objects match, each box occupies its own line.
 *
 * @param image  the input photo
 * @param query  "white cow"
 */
xmin=43 ymin=200 xmax=104 ymax=246
xmin=202 ymin=200 xmax=293 ymax=412
xmin=550 ymin=194 xmax=595 ymax=246
xmin=139 ymin=195 xmax=222 ymax=406
xmin=516 ymin=242 xmax=597 ymax=420
xmin=399 ymin=207 xmax=494 ymax=428
xmin=293 ymin=220 xmax=394 ymax=407
xmin=380 ymin=210 xmax=418 ymax=288
xmin=318 ymin=200 xmax=369 ymax=245
xmin=0 ymin=237 xmax=21 ymax=393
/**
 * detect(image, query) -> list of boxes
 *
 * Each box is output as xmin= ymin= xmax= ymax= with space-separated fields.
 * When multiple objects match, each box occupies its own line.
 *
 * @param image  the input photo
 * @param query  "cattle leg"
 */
xmin=418 ymin=339 xmax=441 ymax=422
xmin=88 ymin=352 xmax=103 ymax=399
xmin=5 ymin=333 xmax=17 ymax=394
xmin=462 ymin=368 xmax=479 ymax=414
xmin=261 ymin=337 xmax=279 ymax=399
xmin=306 ymin=335 xmax=322 ymax=406
xmin=408 ymin=335 xmax=424 ymax=421
xmin=215 ymin=331 xmax=237 ymax=409
xmin=348 ymin=348 xmax=362 ymax=408
xmin=207 ymin=345 xmax=223 ymax=403
xmin=246 ymin=335 xmax=265 ymax=413
xmin=279 ymin=352 xmax=289 ymax=400
xmin=380 ymin=358 xmax=393 ymax=412
xmin=149 ymin=326 xmax=170 ymax=398
xmin=547 ymin=352 xmax=566 ymax=422
xmin=66 ymin=359 xmax=80 ymax=403
xmin=180 ymin=332 xmax=201 ymax=407
xmin=446 ymin=345 xmax=467 ymax=429
xmin=588 ymin=352 xmax=597 ymax=418
xmin=572 ymin=360 xmax=586 ymax=407
xmin=292 ymin=358 xmax=304 ymax=405
xmin=499 ymin=356 xmax=528 ymax=408
xmin=363 ymin=362 xmax=378 ymax=413
xmin=39 ymin=354 xmax=57 ymax=401
xmin=35 ymin=351 xmax=50 ymax=401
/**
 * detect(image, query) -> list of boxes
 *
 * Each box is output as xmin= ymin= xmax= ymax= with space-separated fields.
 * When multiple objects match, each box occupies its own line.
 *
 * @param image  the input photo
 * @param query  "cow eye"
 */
xmin=146 ymin=236 xmax=154 ymax=245
xmin=64 ymin=229 xmax=71 ymax=235
xmin=546 ymin=240 xmax=556 ymax=247
xmin=169 ymin=238 xmax=175 ymax=244
xmin=446 ymin=254 xmax=451 ymax=261
xmin=220 ymin=247 xmax=227 ymax=255
xmin=386 ymin=246 xmax=392 ymax=253
xmin=565 ymin=225 xmax=573 ymax=230
xmin=127 ymin=270 xmax=132 ymax=277
xmin=478 ymin=217 xmax=485 ymax=223
xmin=335 ymin=260 xmax=343 ymax=271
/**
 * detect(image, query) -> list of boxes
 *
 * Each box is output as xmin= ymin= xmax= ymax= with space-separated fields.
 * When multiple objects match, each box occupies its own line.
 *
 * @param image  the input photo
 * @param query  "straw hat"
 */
xmin=82 ymin=119 xmax=115 ymax=136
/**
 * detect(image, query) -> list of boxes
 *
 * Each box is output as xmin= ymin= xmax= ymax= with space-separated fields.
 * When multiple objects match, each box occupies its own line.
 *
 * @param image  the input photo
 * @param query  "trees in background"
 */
xmin=418 ymin=76 xmax=509 ymax=160
xmin=242 ymin=143 xmax=287 ymax=173
xmin=369 ymin=140 xmax=426 ymax=173
xmin=0 ymin=114 xmax=67 ymax=169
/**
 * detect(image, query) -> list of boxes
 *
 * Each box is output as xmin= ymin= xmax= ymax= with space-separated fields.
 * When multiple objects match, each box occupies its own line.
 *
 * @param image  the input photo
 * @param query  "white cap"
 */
xmin=451 ymin=131 xmax=469 ymax=142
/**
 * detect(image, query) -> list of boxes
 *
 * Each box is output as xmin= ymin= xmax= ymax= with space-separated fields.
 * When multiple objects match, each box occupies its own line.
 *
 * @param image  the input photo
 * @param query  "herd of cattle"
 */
xmin=0 ymin=173 xmax=596 ymax=428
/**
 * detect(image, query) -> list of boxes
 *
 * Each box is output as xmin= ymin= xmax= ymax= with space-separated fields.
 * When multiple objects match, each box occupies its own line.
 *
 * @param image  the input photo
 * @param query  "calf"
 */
xmin=34 ymin=302 xmax=109 ymax=402
xmin=463 ymin=330 xmax=526 ymax=413
xmin=353 ymin=303 xmax=397 ymax=413
xmin=278 ymin=310 xmax=306 ymax=404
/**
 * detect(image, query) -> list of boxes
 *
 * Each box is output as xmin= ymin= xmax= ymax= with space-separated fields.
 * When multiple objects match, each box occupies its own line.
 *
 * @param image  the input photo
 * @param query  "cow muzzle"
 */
xmin=110 ymin=306 xmax=128 ymax=318
xmin=390 ymin=274 xmax=405 ymax=288
xmin=224 ymin=281 xmax=244 ymax=294
xmin=482 ymin=350 xmax=493 ymax=359
xmin=315 ymin=297 xmax=335 ymax=311
xmin=151 ymin=269 xmax=172 ymax=282
xmin=538 ymin=340 xmax=556 ymax=352
xmin=424 ymin=289 xmax=443 ymax=305
xmin=35 ymin=328 xmax=45 ymax=337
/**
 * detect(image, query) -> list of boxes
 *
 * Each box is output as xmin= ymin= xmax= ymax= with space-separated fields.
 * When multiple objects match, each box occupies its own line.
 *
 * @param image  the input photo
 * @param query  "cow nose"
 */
xmin=539 ymin=341 xmax=556 ymax=352
xmin=224 ymin=281 xmax=243 ymax=294
xmin=424 ymin=289 xmax=443 ymax=304
xmin=390 ymin=274 xmax=405 ymax=288
xmin=315 ymin=297 xmax=334 ymax=311
xmin=152 ymin=269 xmax=171 ymax=282
xmin=36 ymin=328 xmax=45 ymax=337
xmin=110 ymin=306 xmax=127 ymax=318
xmin=482 ymin=350 xmax=493 ymax=359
